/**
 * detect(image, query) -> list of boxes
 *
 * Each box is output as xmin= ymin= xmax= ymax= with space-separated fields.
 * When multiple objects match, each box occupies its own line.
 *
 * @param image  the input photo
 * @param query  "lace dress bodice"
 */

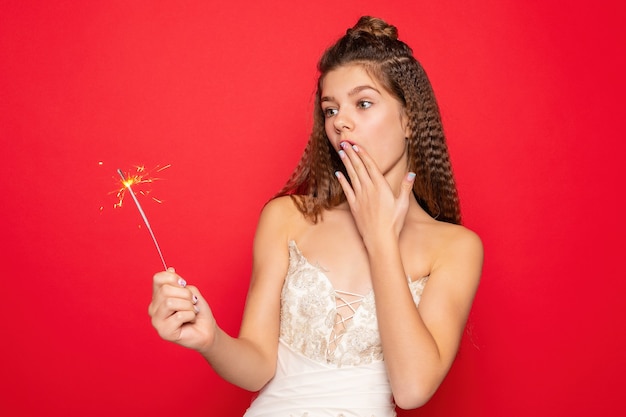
xmin=280 ymin=241 xmax=428 ymax=367
xmin=243 ymin=241 xmax=428 ymax=417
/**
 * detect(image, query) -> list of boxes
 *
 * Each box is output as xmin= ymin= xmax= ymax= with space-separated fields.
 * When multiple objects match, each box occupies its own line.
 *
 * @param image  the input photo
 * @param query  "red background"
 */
xmin=1 ymin=1 xmax=624 ymax=416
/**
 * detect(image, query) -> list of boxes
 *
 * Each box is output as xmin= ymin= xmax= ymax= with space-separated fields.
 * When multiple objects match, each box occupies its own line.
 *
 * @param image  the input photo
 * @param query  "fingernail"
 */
xmin=167 ymin=267 xmax=176 ymax=273
xmin=192 ymin=295 xmax=198 ymax=304
xmin=194 ymin=305 xmax=200 ymax=314
xmin=340 ymin=141 xmax=348 ymax=149
xmin=178 ymin=278 xmax=187 ymax=287
xmin=338 ymin=150 xmax=346 ymax=158
xmin=407 ymin=172 xmax=416 ymax=181
xmin=352 ymin=144 xmax=359 ymax=152
xmin=334 ymin=171 xmax=341 ymax=178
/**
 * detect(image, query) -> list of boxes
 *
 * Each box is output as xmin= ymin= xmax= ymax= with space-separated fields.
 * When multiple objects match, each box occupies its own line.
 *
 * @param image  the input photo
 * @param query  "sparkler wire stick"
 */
xmin=117 ymin=168 xmax=168 ymax=270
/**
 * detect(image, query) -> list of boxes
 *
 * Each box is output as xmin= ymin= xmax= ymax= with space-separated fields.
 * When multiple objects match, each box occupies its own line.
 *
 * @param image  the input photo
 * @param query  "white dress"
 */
xmin=243 ymin=241 xmax=428 ymax=417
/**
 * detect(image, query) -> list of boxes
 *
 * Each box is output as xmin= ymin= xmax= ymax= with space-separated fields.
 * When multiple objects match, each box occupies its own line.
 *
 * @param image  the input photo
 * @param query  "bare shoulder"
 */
xmin=428 ymin=221 xmax=483 ymax=288
xmin=257 ymin=196 xmax=301 ymax=229
xmin=404 ymin=213 xmax=483 ymax=283
xmin=255 ymin=195 xmax=309 ymax=245
xmin=260 ymin=195 xmax=303 ymax=220
xmin=264 ymin=195 xmax=300 ymax=211
xmin=438 ymin=222 xmax=483 ymax=259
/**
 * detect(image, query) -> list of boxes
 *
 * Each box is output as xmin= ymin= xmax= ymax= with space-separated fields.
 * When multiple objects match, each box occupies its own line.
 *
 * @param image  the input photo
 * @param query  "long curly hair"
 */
xmin=276 ymin=16 xmax=461 ymax=224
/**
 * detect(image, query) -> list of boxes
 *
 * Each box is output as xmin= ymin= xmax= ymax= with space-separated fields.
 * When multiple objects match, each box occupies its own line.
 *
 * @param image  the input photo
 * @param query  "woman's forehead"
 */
xmin=320 ymin=64 xmax=383 ymax=96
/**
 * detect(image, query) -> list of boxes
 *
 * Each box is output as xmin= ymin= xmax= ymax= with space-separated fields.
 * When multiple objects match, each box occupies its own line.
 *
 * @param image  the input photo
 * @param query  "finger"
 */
xmin=397 ymin=171 xmax=417 ymax=211
xmin=186 ymin=285 xmax=208 ymax=310
xmin=164 ymin=296 xmax=199 ymax=316
xmin=150 ymin=290 xmax=197 ymax=320
xmin=338 ymin=145 xmax=361 ymax=194
xmin=402 ymin=172 xmax=416 ymax=196
xmin=341 ymin=144 xmax=383 ymax=200
xmin=335 ymin=170 xmax=355 ymax=202
xmin=340 ymin=142 xmax=368 ymax=190
xmin=350 ymin=144 xmax=384 ymax=186
xmin=158 ymin=285 xmax=206 ymax=316
xmin=154 ymin=310 xmax=198 ymax=341
xmin=149 ymin=282 xmax=196 ymax=317
xmin=153 ymin=268 xmax=187 ymax=292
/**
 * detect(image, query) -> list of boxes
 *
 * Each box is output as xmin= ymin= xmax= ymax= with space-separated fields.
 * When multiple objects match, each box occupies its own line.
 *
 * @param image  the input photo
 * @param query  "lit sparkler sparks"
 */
xmin=113 ymin=164 xmax=170 ymax=209
xmin=116 ymin=166 xmax=169 ymax=270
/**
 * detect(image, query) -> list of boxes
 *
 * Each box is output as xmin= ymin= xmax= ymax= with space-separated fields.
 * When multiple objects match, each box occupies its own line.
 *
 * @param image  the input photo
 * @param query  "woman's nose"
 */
xmin=333 ymin=112 xmax=353 ymax=133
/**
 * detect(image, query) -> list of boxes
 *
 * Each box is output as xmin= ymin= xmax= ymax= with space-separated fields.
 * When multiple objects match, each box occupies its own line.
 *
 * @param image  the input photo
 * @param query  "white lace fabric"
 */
xmin=243 ymin=241 xmax=428 ymax=417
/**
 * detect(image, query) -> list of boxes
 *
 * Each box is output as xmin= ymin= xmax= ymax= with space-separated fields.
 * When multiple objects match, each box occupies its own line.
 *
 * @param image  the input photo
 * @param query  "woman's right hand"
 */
xmin=148 ymin=267 xmax=217 ymax=352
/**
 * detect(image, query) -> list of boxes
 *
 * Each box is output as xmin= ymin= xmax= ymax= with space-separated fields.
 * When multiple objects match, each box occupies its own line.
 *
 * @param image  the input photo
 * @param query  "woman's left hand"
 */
xmin=335 ymin=141 xmax=416 ymax=246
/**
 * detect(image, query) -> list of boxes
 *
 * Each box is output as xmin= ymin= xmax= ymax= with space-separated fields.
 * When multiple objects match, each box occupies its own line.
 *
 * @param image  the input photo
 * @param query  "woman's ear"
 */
xmin=401 ymin=109 xmax=411 ymax=138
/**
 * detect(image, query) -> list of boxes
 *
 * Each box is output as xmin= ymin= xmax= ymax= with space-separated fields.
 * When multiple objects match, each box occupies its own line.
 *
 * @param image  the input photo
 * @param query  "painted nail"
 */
xmin=338 ymin=150 xmax=346 ymax=158
xmin=334 ymin=171 xmax=341 ymax=178
xmin=194 ymin=305 xmax=200 ymax=314
xmin=178 ymin=277 xmax=187 ymax=287
xmin=340 ymin=141 xmax=348 ymax=149
xmin=407 ymin=172 xmax=416 ymax=181
xmin=192 ymin=295 xmax=198 ymax=304
xmin=352 ymin=144 xmax=359 ymax=152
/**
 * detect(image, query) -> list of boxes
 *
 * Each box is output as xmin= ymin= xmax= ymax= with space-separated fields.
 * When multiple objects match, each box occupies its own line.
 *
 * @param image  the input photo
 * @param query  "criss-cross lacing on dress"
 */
xmin=327 ymin=289 xmax=365 ymax=360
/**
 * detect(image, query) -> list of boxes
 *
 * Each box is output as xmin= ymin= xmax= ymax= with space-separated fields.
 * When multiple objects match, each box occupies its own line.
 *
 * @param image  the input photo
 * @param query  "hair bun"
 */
xmin=347 ymin=16 xmax=398 ymax=40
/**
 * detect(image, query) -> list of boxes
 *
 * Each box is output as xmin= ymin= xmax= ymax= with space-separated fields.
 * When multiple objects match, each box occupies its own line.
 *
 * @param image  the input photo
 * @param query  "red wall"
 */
xmin=1 ymin=1 xmax=624 ymax=416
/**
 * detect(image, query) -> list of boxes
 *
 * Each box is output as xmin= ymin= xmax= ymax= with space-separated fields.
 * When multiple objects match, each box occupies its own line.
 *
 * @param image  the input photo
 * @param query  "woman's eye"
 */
xmin=324 ymin=108 xmax=338 ymax=118
xmin=358 ymin=100 xmax=372 ymax=109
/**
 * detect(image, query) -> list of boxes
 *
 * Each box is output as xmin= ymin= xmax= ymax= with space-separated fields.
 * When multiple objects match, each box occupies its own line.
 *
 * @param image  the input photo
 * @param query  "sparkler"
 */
xmin=116 ymin=167 xmax=168 ymax=270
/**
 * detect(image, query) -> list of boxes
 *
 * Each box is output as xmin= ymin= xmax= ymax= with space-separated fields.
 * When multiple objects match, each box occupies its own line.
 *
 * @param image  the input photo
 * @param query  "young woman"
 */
xmin=149 ymin=16 xmax=483 ymax=417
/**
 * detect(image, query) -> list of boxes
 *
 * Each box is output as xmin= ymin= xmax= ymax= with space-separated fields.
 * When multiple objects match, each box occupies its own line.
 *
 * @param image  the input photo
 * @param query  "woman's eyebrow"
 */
xmin=348 ymin=85 xmax=380 ymax=96
xmin=321 ymin=85 xmax=380 ymax=103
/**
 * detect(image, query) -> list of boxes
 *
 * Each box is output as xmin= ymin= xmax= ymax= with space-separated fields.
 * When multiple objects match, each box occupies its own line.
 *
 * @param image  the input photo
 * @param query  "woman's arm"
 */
xmin=148 ymin=197 xmax=295 ymax=391
xmin=335 ymin=143 xmax=483 ymax=408
xmin=367 ymin=226 xmax=482 ymax=408
xmin=202 ymin=197 xmax=295 ymax=390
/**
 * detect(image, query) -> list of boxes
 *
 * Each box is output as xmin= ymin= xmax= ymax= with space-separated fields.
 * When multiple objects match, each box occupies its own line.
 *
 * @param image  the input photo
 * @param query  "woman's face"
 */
xmin=320 ymin=64 xmax=409 ymax=177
